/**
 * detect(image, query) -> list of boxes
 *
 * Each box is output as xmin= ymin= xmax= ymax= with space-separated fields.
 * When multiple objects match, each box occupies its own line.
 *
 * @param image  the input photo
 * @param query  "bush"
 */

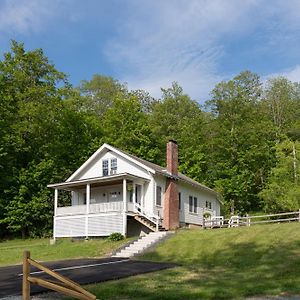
xmin=107 ymin=232 xmax=124 ymax=241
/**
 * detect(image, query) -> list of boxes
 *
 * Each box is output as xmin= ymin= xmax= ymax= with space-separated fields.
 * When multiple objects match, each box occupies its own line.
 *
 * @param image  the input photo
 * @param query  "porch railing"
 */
xmin=89 ymin=201 xmax=123 ymax=214
xmin=56 ymin=201 xmax=123 ymax=216
xmin=56 ymin=205 xmax=86 ymax=216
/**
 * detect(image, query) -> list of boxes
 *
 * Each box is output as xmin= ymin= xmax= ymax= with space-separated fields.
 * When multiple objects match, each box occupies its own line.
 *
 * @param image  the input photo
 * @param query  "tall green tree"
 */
xmin=205 ymin=71 xmax=276 ymax=214
xmin=259 ymin=139 xmax=300 ymax=212
xmin=149 ymin=82 xmax=208 ymax=181
xmin=0 ymin=41 xmax=101 ymax=237
xmin=101 ymin=94 xmax=158 ymax=161
xmin=79 ymin=74 xmax=128 ymax=117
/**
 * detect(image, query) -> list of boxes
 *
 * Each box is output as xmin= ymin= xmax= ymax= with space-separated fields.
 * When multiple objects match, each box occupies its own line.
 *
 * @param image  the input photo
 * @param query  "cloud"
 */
xmin=267 ymin=65 xmax=300 ymax=83
xmin=103 ymin=0 xmax=264 ymax=101
xmin=0 ymin=0 xmax=79 ymax=35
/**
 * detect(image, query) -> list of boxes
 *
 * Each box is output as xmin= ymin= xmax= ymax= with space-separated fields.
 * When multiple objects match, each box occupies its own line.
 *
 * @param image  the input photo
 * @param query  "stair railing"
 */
xmin=134 ymin=203 xmax=161 ymax=231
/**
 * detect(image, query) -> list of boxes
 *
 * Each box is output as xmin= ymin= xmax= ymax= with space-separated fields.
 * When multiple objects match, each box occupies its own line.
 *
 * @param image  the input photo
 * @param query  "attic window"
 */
xmin=102 ymin=159 xmax=109 ymax=176
xmin=110 ymin=158 xmax=117 ymax=174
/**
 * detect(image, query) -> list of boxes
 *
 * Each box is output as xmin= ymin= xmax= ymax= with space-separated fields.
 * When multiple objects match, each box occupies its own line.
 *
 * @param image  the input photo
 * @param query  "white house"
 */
xmin=48 ymin=141 xmax=221 ymax=239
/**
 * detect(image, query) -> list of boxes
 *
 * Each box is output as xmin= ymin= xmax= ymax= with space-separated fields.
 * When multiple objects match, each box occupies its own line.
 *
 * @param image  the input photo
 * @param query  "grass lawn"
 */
xmin=0 ymin=237 xmax=130 ymax=266
xmin=84 ymin=223 xmax=300 ymax=299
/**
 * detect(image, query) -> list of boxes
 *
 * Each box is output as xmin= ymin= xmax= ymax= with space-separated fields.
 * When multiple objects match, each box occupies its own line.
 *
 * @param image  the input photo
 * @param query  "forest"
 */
xmin=0 ymin=41 xmax=299 ymax=238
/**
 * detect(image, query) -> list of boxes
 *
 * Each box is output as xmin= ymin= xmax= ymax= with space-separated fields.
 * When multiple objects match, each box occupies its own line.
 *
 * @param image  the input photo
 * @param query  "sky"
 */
xmin=0 ymin=0 xmax=300 ymax=103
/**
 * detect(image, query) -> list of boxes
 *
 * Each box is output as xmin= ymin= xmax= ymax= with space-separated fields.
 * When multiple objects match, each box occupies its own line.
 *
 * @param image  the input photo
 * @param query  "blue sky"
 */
xmin=1 ymin=0 xmax=300 ymax=102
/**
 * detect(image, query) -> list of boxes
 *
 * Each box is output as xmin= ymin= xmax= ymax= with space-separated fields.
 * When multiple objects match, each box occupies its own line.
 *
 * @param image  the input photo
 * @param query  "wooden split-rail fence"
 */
xmin=22 ymin=251 xmax=97 ymax=300
xmin=203 ymin=209 xmax=300 ymax=229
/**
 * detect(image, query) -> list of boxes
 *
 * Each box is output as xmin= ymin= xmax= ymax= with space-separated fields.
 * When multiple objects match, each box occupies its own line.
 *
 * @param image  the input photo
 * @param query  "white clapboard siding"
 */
xmin=88 ymin=214 xmax=123 ymax=236
xmin=181 ymin=205 xmax=204 ymax=225
xmin=55 ymin=217 xmax=86 ymax=237
xmin=55 ymin=213 xmax=124 ymax=237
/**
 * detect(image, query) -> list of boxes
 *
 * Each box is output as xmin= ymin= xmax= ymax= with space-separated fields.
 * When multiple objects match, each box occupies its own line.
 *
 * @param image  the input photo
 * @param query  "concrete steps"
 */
xmin=112 ymin=231 xmax=171 ymax=258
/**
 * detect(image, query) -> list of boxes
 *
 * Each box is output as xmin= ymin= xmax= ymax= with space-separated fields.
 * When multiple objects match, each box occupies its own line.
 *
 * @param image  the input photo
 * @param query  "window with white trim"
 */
xmin=193 ymin=197 xmax=198 ymax=213
xmin=206 ymin=201 xmax=212 ymax=209
xmin=189 ymin=195 xmax=198 ymax=213
xmin=189 ymin=196 xmax=193 ymax=212
xmin=156 ymin=186 xmax=162 ymax=206
xmin=110 ymin=158 xmax=117 ymax=174
xmin=102 ymin=159 xmax=109 ymax=176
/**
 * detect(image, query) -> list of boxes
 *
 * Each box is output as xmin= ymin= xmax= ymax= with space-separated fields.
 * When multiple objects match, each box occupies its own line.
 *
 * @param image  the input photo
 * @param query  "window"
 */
xmin=156 ymin=186 xmax=162 ymax=206
xmin=102 ymin=159 xmax=108 ymax=176
xmin=110 ymin=158 xmax=117 ymax=174
xmin=193 ymin=197 xmax=198 ymax=213
xmin=206 ymin=201 xmax=212 ymax=209
xmin=189 ymin=195 xmax=198 ymax=213
xmin=189 ymin=196 xmax=193 ymax=212
xmin=178 ymin=192 xmax=181 ymax=210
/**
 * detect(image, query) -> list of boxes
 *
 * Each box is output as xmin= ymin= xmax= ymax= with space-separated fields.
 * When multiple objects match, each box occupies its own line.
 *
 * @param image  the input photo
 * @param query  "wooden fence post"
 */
xmin=298 ymin=209 xmax=300 ymax=223
xmin=23 ymin=251 xmax=30 ymax=300
xmin=246 ymin=213 xmax=251 ymax=226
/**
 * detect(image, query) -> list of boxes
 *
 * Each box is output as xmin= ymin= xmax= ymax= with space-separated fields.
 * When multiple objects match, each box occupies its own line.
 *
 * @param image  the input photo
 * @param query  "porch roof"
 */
xmin=47 ymin=173 xmax=149 ymax=190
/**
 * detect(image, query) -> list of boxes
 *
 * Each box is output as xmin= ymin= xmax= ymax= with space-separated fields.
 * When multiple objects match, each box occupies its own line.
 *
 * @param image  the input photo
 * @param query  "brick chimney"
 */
xmin=163 ymin=140 xmax=179 ymax=230
xmin=166 ymin=140 xmax=178 ymax=176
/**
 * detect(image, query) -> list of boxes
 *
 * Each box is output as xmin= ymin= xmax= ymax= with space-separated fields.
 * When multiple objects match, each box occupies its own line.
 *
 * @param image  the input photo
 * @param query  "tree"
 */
xmin=205 ymin=71 xmax=276 ymax=214
xmin=0 ymin=41 xmax=73 ymax=237
xmin=79 ymin=74 xmax=128 ymax=117
xmin=259 ymin=139 xmax=300 ymax=212
xmin=263 ymin=77 xmax=298 ymax=133
xmin=101 ymin=95 xmax=158 ymax=161
xmin=149 ymin=82 xmax=208 ymax=181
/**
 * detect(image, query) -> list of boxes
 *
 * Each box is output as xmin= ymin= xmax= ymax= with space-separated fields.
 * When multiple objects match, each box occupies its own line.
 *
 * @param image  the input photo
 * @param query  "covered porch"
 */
xmin=48 ymin=173 xmax=152 ymax=239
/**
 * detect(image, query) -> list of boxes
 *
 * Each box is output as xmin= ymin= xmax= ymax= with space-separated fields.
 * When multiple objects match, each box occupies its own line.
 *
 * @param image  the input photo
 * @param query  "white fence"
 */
xmin=203 ymin=210 xmax=300 ymax=229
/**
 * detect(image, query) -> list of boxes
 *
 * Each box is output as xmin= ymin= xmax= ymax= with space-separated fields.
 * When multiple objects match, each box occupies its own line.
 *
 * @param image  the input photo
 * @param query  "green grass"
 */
xmin=0 ymin=238 xmax=130 ymax=266
xmin=84 ymin=223 xmax=300 ymax=299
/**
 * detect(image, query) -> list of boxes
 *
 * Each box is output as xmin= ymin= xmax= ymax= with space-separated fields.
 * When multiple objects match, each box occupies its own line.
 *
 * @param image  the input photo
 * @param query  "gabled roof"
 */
xmin=66 ymin=143 xmax=218 ymax=197
xmin=106 ymin=144 xmax=217 ymax=196
xmin=67 ymin=143 xmax=155 ymax=182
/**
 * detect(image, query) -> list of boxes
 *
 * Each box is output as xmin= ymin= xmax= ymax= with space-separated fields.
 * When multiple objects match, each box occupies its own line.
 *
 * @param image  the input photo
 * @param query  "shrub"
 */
xmin=107 ymin=232 xmax=124 ymax=241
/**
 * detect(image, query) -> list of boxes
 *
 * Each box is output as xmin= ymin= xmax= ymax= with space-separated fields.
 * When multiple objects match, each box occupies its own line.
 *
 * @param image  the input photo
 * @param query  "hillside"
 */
xmin=89 ymin=223 xmax=300 ymax=299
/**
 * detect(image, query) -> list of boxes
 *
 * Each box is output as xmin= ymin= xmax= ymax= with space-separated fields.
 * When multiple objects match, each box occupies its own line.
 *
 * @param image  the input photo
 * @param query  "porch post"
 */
xmin=141 ymin=184 xmax=144 ymax=214
xmin=132 ymin=183 xmax=136 ymax=211
xmin=123 ymin=178 xmax=127 ymax=237
xmin=53 ymin=189 xmax=58 ymax=241
xmin=54 ymin=189 xmax=58 ymax=216
xmin=85 ymin=184 xmax=90 ymax=239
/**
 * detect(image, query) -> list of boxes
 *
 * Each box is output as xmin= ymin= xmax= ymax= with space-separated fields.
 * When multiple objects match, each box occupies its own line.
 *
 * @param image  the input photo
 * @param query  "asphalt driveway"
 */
xmin=0 ymin=257 xmax=176 ymax=298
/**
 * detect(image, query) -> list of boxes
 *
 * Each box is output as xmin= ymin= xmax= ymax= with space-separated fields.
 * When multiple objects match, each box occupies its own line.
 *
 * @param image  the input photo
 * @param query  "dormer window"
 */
xmin=102 ymin=159 xmax=109 ymax=176
xmin=110 ymin=158 xmax=117 ymax=174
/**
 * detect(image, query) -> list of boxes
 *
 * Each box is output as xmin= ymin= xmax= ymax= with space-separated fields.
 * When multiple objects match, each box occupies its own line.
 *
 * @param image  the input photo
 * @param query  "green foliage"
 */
xmin=259 ymin=139 xmax=300 ymax=212
xmin=107 ymin=232 xmax=124 ymax=241
xmin=0 ymin=41 xmax=102 ymax=238
xmin=205 ymin=71 xmax=277 ymax=213
xmin=149 ymin=82 xmax=208 ymax=179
